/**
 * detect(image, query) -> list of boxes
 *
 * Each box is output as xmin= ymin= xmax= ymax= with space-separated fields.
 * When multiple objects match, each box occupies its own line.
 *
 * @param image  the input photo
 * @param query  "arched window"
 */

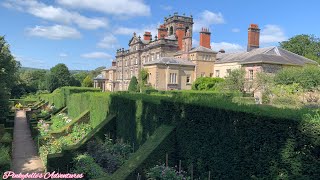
xmin=185 ymin=27 xmax=189 ymax=36
xmin=170 ymin=26 xmax=173 ymax=35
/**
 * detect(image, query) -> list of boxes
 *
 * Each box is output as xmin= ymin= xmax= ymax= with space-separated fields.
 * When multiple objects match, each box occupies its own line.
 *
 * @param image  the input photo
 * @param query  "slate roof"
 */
xmin=216 ymin=46 xmax=318 ymax=66
xmin=189 ymin=46 xmax=217 ymax=53
xmin=103 ymin=66 xmax=116 ymax=71
xmin=144 ymin=57 xmax=195 ymax=66
xmin=93 ymin=74 xmax=106 ymax=80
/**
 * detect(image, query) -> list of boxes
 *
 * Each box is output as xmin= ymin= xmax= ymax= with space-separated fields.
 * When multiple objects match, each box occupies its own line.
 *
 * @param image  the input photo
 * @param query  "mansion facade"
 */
xmin=94 ymin=13 xmax=317 ymax=92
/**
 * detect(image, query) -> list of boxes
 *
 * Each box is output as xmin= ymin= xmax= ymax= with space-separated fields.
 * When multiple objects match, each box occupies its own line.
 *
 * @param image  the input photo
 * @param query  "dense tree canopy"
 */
xmin=274 ymin=65 xmax=320 ymax=90
xmin=82 ymin=75 xmax=93 ymax=87
xmin=0 ymin=36 xmax=20 ymax=117
xmin=280 ymin=34 xmax=320 ymax=63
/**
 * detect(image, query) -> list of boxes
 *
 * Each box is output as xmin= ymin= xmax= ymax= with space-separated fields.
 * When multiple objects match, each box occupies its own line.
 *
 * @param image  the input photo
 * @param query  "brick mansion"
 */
xmin=94 ymin=13 xmax=317 ymax=92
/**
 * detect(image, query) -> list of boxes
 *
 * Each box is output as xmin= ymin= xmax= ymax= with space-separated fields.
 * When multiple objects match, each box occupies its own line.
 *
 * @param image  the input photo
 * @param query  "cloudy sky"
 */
xmin=1 ymin=0 xmax=319 ymax=70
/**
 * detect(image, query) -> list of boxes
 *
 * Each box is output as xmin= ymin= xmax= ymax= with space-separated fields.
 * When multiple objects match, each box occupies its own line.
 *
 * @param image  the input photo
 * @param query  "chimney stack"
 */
xmin=158 ymin=24 xmax=167 ymax=39
xmin=176 ymin=24 xmax=185 ymax=50
xmin=199 ymin=27 xmax=211 ymax=49
xmin=112 ymin=61 xmax=116 ymax=66
xmin=143 ymin=32 xmax=152 ymax=41
xmin=182 ymin=29 xmax=192 ymax=52
xmin=247 ymin=24 xmax=260 ymax=51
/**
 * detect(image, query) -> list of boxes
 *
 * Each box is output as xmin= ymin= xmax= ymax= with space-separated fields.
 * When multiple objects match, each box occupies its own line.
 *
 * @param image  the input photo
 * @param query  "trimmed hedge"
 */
xmin=40 ymin=87 xmax=101 ymax=109
xmin=105 ymin=125 xmax=176 ymax=180
xmin=37 ymin=90 xmax=320 ymax=179
xmin=160 ymin=99 xmax=320 ymax=179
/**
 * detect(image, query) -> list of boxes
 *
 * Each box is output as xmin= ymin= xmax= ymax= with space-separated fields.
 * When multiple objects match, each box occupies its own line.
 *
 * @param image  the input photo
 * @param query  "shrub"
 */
xmin=191 ymin=77 xmax=224 ymax=91
xmin=275 ymin=65 xmax=320 ymax=90
xmin=128 ymin=76 xmax=139 ymax=92
xmin=86 ymin=136 xmax=132 ymax=173
xmin=146 ymin=164 xmax=190 ymax=180
xmin=0 ymin=145 xmax=10 ymax=166
xmin=72 ymin=154 xmax=107 ymax=179
xmin=0 ymin=132 xmax=12 ymax=143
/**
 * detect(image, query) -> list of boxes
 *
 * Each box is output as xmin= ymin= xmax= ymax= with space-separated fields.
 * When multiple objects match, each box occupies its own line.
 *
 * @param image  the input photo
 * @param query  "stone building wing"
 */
xmin=144 ymin=57 xmax=195 ymax=66
xmin=216 ymin=46 xmax=318 ymax=66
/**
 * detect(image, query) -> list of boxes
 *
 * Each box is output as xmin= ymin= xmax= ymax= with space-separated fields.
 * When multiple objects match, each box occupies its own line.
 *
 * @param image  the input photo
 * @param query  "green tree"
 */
xmin=223 ymin=68 xmax=246 ymax=93
xmin=82 ymin=75 xmax=93 ymax=87
xmin=192 ymin=77 xmax=224 ymax=90
xmin=0 ymin=36 xmax=20 ymax=118
xmin=73 ymin=72 xmax=89 ymax=83
xmin=50 ymin=63 xmax=72 ymax=87
xmin=280 ymin=34 xmax=320 ymax=63
xmin=274 ymin=65 xmax=320 ymax=90
xmin=138 ymin=68 xmax=148 ymax=92
xmin=90 ymin=66 xmax=106 ymax=78
xmin=45 ymin=73 xmax=59 ymax=92
xmin=128 ymin=76 xmax=138 ymax=92
xmin=20 ymin=69 xmax=47 ymax=91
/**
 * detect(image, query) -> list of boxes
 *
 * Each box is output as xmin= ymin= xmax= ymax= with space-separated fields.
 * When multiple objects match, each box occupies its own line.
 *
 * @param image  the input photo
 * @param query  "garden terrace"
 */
xmin=30 ymin=88 xmax=320 ymax=179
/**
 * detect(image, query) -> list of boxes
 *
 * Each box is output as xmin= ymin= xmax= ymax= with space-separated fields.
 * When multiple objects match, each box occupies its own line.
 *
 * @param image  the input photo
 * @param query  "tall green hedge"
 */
xmin=39 ymin=90 xmax=320 ymax=179
xmin=161 ymin=99 xmax=320 ymax=179
xmin=40 ymin=87 xmax=101 ymax=109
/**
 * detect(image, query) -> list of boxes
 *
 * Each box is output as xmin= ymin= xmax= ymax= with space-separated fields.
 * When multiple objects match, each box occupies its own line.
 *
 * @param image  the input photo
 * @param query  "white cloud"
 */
xmin=14 ymin=55 xmax=48 ymax=69
xmin=194 ymin=10 xmax=225 ymax=32
xmin=115 ymin=23 xmax=159 ymax=38
xmin=59 ymin=53 xmax=68 ymax=57
xmin=56 ymin=0 xmax=151 ymax=17
xmin=232 ymin=28 xmax=240 ymax=33
xmin=115 ymin=27 xmax=140 ymax=36
xmin=211 ymin=42 xmax=245 ymax=53
xmin=26 ymin=25 xmax=81 ymax=40
xmin=81 ymin=52 xmax=112 ymax=59
xmin=3 ymin=0 xmax=107 ymax=29
xmin=97 ymin=34 xmax=119 ymax=49
xmin=160 ymin=5 xmax=172 ymax=11
xmin=260 ymin=24 xmax=287 ymax=44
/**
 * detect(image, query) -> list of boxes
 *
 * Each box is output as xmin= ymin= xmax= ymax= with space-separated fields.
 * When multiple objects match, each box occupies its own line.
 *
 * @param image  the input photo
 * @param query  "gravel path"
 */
xmin=11 ymin=110 xmax=45 ymax=179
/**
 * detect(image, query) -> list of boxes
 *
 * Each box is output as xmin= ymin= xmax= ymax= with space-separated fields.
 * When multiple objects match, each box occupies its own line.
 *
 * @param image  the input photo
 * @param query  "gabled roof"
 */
xmin=128 ymin=36 xmax=141 ymax=46
xmin=216 ymin=46 xmax=318 ymax=66
xmin=144 ymin=57 xmax=195 ymax=66
xmin=189 ymin=46 xmax=217 ymax=53
xmin=93 ymin=74 xmax=106 ymax=80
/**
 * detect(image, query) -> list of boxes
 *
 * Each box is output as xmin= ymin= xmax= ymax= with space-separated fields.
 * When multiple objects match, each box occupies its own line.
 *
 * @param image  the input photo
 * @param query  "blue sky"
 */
xmin=1 ymin=0 xmax=319 ymax=70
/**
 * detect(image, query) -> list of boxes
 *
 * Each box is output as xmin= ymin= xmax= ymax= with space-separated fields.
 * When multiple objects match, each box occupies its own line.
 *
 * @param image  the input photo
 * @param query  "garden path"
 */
xmin=12 ymin=110 xmax=45 ymax=179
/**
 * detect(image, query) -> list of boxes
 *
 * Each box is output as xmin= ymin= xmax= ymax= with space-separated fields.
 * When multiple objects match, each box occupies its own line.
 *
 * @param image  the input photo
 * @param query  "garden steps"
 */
xmin=12 ymin=110 xmax=45 ymax=176
xmin=96 ymin=125 xmax=175 ymax=180
xmin=46 ymin=113 xmax=116 ymax=171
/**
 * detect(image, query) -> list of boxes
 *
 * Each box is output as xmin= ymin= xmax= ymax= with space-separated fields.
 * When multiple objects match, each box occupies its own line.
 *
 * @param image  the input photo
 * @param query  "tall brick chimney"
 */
xmin=143 ymin=32 xmax=152 ymax=41
xmin=158 ymin=24 xmax=167 ymax=39
xmin=182 ymin=29 xmax=192 ymax=52
xmin=199 ymin=28 xmax=211 ymax=49
xmin=176 ymin=24 xmax=185 ymax=50
xmin=247 ymin=24 xmax=260 ymax=51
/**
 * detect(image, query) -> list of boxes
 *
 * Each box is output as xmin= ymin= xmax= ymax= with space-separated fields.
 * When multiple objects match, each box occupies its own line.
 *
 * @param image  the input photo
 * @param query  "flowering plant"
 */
xmin=37 ymin=119 xmax=50 ymax=136
xmin=146 ymin=164 xmax=190 ymax=180
xmin=50 ymin=113 xmax=72 ymax=131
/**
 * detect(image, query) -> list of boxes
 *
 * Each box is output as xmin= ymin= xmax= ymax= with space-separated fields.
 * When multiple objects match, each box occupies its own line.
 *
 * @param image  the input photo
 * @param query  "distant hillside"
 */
xmin=20 ymin=67 xmax=89 ymax=74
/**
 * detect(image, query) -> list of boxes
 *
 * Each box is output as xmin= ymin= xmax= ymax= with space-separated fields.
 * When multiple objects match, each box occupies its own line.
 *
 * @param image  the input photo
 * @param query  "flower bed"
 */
xmin=39 ymin=123 xmax=92 ymax=167
xmin=50 ymin=113 xmax=72 ymax=131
